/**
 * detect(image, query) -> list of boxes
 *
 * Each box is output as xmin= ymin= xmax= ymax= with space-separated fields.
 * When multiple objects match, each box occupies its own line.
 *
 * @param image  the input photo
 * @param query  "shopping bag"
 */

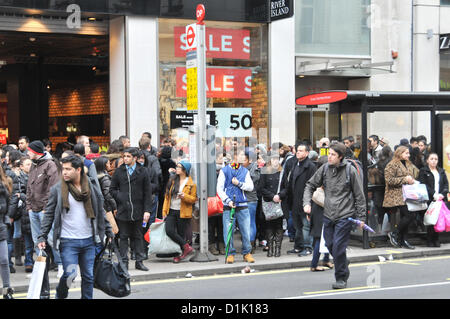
xmin=262 ymin=200 xmax=283 ymax=221
xmin=94 ymin=241 xmax=131 ymax=298
xmin=208 ymin=194 xmax=224 ymax=217
xmin=442 ymin=203 xmax=450 ymax=232
xmin=423 ymin=201 xmax=442 ymax=226
xmin=402 ymin=183 xmax=429 ymax=202
xmin=405 ymin=199 xmax=428 ymax=212
xmin=319 ymin=226 xmax=329 ymax=254
xmin=144 ymin=218 xmax=163 ymax=243
xmin=434 ymin=208 xmax=447 ymax=233
xmin=148 ymin=221 xmax=182 ymax=255
xmin=26 ymin=250 xmax=47 ymax=299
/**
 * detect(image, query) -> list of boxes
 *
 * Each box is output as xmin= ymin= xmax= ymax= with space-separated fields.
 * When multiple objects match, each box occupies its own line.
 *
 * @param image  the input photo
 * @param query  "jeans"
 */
xmin=23 ymin=233 xmax=34 ymax=266
xmin=222 ymin=207 xmax=252 ymax=256
xmin=56 ymin=237 xmax=96 ymax=299
xmin=150 ymin=194 xmax=159 ymax=225
xmin=29 ymin=211 xmax=62 ymax=265
xmin=247 ymin=201 xmax=258 ymax=242
xmin=301 ymin=215 xmax=313 ymax=250
xmin=287 ymin=211 xmax=295 ymax=239
xmin=311 ymin=237 xmax=330 ymax=268
xmin=323 ymin=217 xmax=353 ymax=282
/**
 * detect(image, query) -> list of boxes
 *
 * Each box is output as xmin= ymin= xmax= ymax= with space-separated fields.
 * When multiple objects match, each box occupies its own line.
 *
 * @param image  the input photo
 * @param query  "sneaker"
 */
xmin=180 ymin=244 xmax=194 ymax=260
xmin=298 ymin=248 xmax=312 ymax=257
xmin=287 ymin=248 xmax=301 ymax=254
xmin=332 ymin=280 xmax=347 ymax=289
xmin=243 ymin=253 xmax=255 ymax=263
xmin=173 ymin=256 xmax=181 ymax=263
xmin=226 ymin=255 xmax=234 ymax=264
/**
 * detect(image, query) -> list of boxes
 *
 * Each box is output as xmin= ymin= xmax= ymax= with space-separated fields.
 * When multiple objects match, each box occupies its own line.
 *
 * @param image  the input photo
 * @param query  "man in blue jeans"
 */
xmin=38 ymin=155 xmax=113 ymax=299
xmin=217 ymin=151 xmax=255 ymax=264
xmin=303 ymin=142 xmax=366 ymax=289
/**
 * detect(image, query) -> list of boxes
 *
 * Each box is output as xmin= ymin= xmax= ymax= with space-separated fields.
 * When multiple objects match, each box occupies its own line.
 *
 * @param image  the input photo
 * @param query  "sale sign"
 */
xmin=176 ymin=67 xmax=252 ymax=99
xmin=174 ymin=26 xmax=250 ymax=60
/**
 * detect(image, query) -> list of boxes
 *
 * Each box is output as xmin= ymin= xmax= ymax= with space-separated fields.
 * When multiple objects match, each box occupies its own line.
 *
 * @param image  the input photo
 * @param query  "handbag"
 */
xmin=405 ymin=199 xmax=428 ymax=212
xmin=402 ymin=183 xmax=429 ymax=202
xmin=26 ymin=250 xmax=47 ymax=299
xmin=94 ymin=241 xmax=131 ymax=298
xmin=312 ymin=188 xmax=324 ymax=208
xmin=208 ymin=193 xmax=224 ymax=217
xmin=262 ymin=173 xmax=283 ymax=221
xmin=423 ymin=201 xmax=442 ymax=226
xmin=148 ymin=220 xmax=182 ymax=255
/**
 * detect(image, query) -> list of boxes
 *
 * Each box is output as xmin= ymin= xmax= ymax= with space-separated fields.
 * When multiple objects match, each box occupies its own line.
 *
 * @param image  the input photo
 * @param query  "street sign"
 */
xmin=196 ymin=4 xmax=206 ymax=24
xmin=186 ymin=23 xmax=198 ymax=110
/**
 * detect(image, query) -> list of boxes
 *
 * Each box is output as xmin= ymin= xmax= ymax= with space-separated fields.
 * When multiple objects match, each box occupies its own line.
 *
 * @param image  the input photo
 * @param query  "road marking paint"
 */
xmin=385 ymin=250 xmax=403 ymax=254
xmin=303 ymin=286 xmax=379 ymax=295
xmin=288 ymin=280 xmax=450 ymax=299
xmin=390 ymin=261 xmax=420 ymax=266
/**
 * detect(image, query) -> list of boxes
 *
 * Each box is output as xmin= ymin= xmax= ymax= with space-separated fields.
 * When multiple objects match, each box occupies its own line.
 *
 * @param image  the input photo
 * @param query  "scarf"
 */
xmin=61 ymin=174 xmax=95 ymax=219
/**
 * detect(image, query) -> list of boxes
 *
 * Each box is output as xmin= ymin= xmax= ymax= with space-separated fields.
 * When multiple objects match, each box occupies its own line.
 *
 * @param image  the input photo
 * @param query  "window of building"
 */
xmin=295 ymin=0 xmax=371 ymax=56
xmin=440 ymin=48 xmax=450 ymax=91
xmin=158 ymin=18 xmax=269 ymax=150
xmin=442 ymin=0 xmax=450 ymax=5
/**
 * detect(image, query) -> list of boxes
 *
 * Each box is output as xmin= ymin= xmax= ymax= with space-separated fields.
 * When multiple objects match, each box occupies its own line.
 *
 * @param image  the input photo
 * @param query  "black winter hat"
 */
xmin=27 ymin=140 xmax=45 ymax=156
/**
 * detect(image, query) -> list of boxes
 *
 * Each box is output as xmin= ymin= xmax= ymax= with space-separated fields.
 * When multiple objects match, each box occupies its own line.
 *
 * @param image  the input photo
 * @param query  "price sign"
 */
xmin=186 ymin=23 xmax=198 ymax=110
xmin=214 ymin=108 xmax=252 ymax=137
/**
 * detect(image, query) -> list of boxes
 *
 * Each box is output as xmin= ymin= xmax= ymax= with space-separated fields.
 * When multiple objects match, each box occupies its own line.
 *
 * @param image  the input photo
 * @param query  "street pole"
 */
xmin=190 ymin=4 xmax=217 ymax=262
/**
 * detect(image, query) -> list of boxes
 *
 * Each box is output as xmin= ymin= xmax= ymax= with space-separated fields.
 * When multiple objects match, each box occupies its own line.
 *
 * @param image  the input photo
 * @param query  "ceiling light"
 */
xmin=29 ymin=37 xmax=36 ymax=42
xmin=88 ymin=17 xmax=96 ymax=21
xmin=30 ymin=53 xmax=36 ymax=57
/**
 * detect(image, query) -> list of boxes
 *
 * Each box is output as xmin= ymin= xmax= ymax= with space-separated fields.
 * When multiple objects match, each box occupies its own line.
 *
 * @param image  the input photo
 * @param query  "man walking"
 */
xmin=110 ymin=147 xmax=152 ymax=271
xmin=26 ymin=140 xmax=63 ymax=281
xmin=37 ymin=155 xmax=113 ymax=299
xmin=303 ymin=142 xmax=366 ymax=289
xmin=280 ymin=143 xmax=317 ymax=256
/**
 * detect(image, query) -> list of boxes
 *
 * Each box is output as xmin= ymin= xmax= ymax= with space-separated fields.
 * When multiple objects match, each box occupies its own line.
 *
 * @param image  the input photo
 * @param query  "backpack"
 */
xmin=322 ymin=158 xmax=363 ymax=189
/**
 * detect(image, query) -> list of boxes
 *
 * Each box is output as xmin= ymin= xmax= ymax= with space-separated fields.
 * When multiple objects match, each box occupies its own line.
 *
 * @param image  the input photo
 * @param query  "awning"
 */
xmin=296 ymin=58 xmax=394 ymax=77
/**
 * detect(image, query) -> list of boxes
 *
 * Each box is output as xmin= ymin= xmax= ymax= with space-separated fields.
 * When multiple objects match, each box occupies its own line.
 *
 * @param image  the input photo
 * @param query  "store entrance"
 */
xmin=295 ymin=104 xmax=340 ymax=151
xmin=0 ymin=31 xmax=109 ymax=149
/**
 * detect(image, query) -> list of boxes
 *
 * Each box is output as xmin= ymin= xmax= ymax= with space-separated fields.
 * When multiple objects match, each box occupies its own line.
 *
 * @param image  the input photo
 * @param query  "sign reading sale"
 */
xmin=176 ymin=67 xmax=252 ymax=99
xmin=174 ymin=26 xmax=250 ymax=60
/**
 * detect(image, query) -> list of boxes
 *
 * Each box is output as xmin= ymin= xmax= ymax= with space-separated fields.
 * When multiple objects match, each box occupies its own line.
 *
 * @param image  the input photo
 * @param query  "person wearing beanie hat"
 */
xmin=27 ymin=140 xmax=45 ymax=157
xmin=162 ymin=160 xmax=197 ymax=263
xmin=26 ymin=139 xmax=62 ymax=297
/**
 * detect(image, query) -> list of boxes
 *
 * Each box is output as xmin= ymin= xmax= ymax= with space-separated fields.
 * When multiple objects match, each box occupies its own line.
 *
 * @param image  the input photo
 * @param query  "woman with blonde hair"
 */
xmin=383 ymin=146 xmax=419 ymax=249
xmin=0 ymin=165 xmax=13 ymax=298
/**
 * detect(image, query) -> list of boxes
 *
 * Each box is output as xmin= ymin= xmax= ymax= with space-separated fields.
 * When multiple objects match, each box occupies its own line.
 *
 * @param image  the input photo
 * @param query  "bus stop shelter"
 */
xmin=296 ymin=90 xmax=450 ymax=249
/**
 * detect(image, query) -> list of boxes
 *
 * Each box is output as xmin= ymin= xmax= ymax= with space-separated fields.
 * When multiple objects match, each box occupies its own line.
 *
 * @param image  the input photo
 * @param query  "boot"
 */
xmin=208 ymin=244 xmax=220 ymax=256
xmin=218 ymin=242 xmax=226 ymax=255
xmin=2 ymin=287 xmax=14 ymax=299
xmin=266 ymin=234 xmax=274 ymax=257
xmin=179 ymin=243 xmax=194 ymax=260
xmin=13 ymin=238 xmax=23 ymax=266
xmin=274 ymin=229 xmax=283 ymax=257
xmin=135 ymin=261 xmax=149 ymax=271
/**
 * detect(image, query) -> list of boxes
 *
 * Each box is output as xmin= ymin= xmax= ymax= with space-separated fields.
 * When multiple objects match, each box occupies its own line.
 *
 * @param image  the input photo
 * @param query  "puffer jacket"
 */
xmin=8 ymin=171 xmax=31 ymax=234
xmin=303 ymin=159 xmax=367 ymax=221
xmin=382 ymin=159 xmax=419 ymax=208
xmin=97 ymin=171 xmax=117 ymax=213
xmin=26 ymin=152 xmax=60 ymax=212
xmin=0 ymin=182 xmax=10 ymax=241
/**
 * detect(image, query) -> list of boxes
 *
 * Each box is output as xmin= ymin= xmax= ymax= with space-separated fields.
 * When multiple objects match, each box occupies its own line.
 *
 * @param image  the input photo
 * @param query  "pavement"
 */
xmin=9 ymin=232 xmax=450 ymax=294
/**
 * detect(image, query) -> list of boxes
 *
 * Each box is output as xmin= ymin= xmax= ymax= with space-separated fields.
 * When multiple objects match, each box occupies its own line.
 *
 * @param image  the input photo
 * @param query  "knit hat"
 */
xmin=179 ymin=160 xmax=192 ymax=176
xmin=27 ymin=140 xmax=45 ymax=156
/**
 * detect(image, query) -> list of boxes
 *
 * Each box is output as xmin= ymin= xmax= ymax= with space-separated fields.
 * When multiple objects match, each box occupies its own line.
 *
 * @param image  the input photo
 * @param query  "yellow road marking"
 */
xmin=304 ymin=285 xmax=379 ymax=295
xmin=385 ymin=250 xmax=403 ymax=254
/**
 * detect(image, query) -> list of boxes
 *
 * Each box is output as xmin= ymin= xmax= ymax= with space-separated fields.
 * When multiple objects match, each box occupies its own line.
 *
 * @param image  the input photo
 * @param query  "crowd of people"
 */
xmin=0 ymin=131 xmax=447 ymax=297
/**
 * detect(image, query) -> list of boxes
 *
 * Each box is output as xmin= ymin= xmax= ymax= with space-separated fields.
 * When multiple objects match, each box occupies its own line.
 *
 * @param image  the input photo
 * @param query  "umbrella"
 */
xmin=348 ymin=217 xmax=375 ymax=233
xmin=224 ymin=195 xmax=236 ymax=263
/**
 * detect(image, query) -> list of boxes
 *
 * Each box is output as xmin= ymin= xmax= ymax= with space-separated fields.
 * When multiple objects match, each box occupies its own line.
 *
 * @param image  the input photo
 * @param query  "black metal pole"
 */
xmin=361 ymin=99 xmax=369 ymax=249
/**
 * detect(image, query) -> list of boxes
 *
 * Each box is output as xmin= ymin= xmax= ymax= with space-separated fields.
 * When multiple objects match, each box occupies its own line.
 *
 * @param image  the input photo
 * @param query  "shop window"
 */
xmin=159 ymin=18 xmax=269 ymax=149
xmin=440 ymin=49 xmax=450 ymax=91
xmin=295 ymin=0 xmax=371 ymax=56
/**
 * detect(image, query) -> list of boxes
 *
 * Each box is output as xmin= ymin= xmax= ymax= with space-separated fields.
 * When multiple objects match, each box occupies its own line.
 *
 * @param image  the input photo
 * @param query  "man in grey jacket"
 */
xmin=303 ymin=142 xmax=366 ymax=289
xmin=37 ymin=155 xmax=113 ymax=299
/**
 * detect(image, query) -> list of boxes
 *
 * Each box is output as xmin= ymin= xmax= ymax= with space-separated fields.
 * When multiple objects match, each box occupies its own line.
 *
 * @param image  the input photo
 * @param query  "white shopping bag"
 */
xmin=424 ymin=200 xmax=443 ymax=226
xmin=319 ymin=226 xmax=329 ymax=254
xmin=26 ymin=250 xmax=47 ymax=299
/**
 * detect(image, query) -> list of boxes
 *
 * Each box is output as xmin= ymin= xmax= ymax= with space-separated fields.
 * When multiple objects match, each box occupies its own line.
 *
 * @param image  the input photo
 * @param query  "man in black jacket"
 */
xmin=110 ymin=147 xmax=152 ymax=271
xmin=279 ymin=143 xmax=317 ymax=257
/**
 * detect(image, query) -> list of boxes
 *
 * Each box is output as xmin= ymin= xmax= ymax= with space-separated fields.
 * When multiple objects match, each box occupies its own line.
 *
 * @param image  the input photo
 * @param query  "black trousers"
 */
xmin=117 ymin=220 xmax=145 ymax=263
xmin=392 ymin=205 xmax=416 ymax=240
xmin=165 ymin=209 xmax=189 ymax=251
